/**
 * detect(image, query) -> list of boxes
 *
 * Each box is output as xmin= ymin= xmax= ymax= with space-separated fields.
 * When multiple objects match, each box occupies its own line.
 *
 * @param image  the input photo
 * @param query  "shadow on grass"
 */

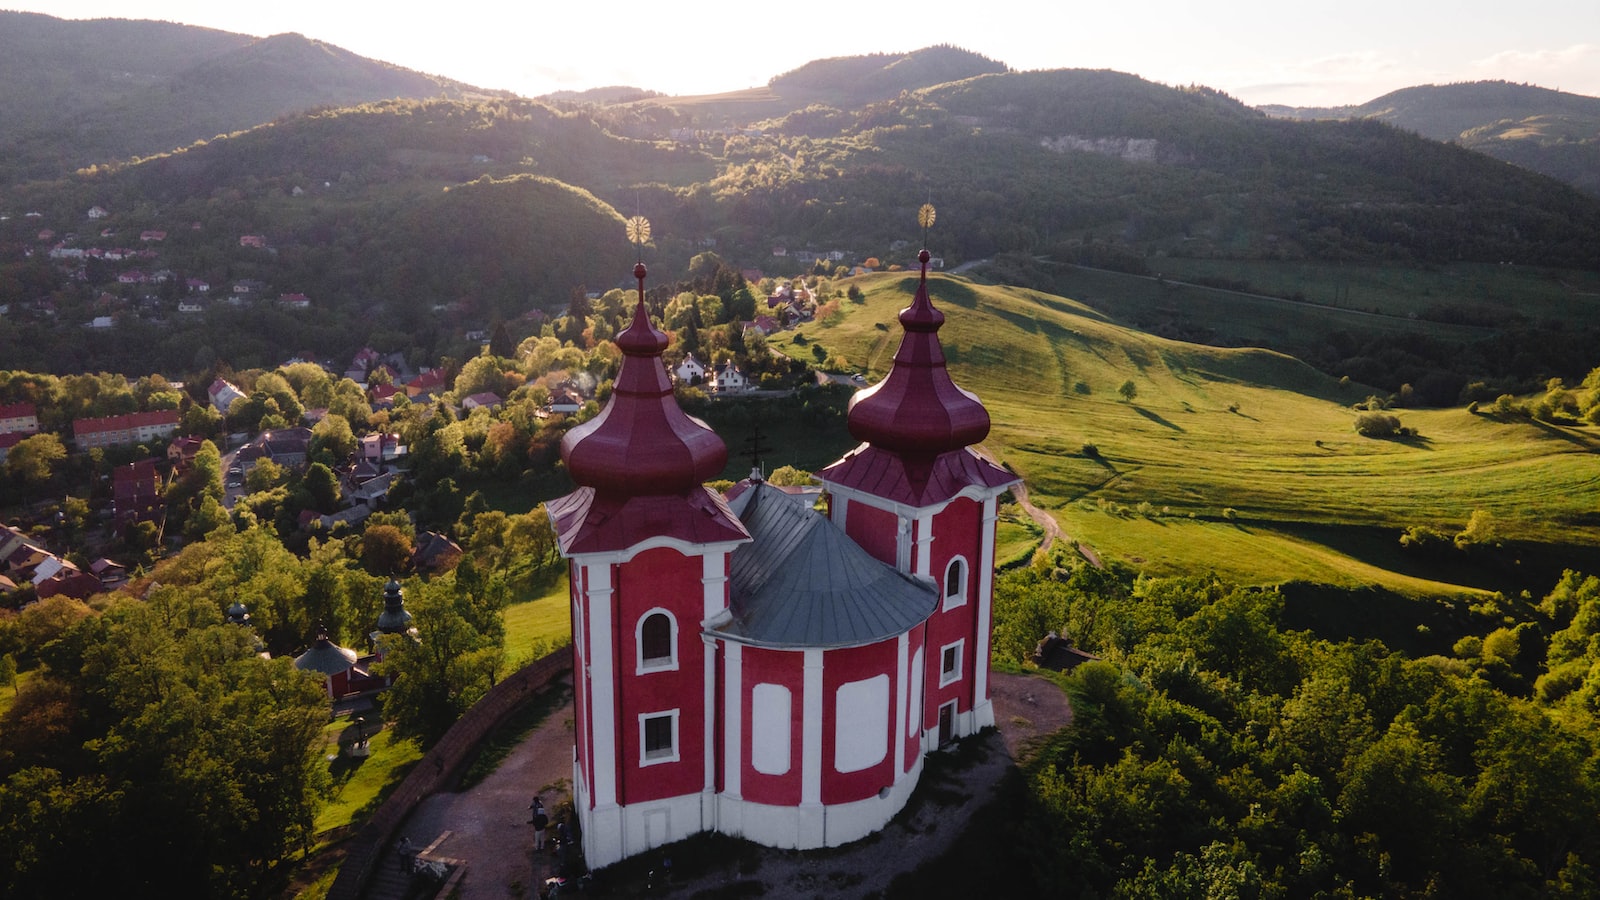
xmin=1526 ymin=416 xmax=1600 ymax=451
xmin=1133 ymin=405 xmax=1184 ymax=431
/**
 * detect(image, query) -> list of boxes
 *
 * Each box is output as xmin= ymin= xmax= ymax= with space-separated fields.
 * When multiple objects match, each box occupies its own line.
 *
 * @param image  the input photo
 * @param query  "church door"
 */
xmin=937 ymin=701 xmax=955 ymax=746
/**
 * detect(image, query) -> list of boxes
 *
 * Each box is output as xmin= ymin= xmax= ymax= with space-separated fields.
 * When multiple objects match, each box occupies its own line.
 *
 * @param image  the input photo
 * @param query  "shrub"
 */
xmin=1081 ymin=442 xmax=1100 ymax=459
xmin=1354 ymin=411 xmax=1403 ymax=437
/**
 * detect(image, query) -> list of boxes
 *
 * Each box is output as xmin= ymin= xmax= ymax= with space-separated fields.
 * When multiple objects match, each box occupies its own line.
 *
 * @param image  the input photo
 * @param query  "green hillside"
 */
xmin=780 ymin=272 xmax=1600 ymax=595
xmin=0 ymin=13 xmax=504 ymax=186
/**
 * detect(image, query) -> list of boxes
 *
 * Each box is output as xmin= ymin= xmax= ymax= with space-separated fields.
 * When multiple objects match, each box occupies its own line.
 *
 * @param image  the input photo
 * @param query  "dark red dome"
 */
xmin=846 ymin=251 xmax=989 ymax=456
xmin=561 ymin=264 xmax=728 ymax=496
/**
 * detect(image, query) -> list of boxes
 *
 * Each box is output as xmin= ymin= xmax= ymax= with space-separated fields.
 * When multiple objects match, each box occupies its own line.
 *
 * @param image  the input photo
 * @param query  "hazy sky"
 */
xmin=9 ymin=1 xmax=1598 ymax=106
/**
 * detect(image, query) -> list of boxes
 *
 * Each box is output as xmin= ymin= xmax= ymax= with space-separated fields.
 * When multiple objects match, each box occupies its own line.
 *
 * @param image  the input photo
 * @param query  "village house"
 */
xmin=72 ymin=410 xmax=180 ymax=451
xmin=712 ymin=361 xmax=751 ymax=393
xmin=87 ymin=206 xmax=109 ymax=220
xmin=178 ymin=298 xmax=205 ymax=314
xmin=209 ymin=378 xmax=247 ymax=414
xmin=167 ymin=435 xmax=206 ymax=470
xmin=186 ymin=278 xmax=210 ymax=293
xmin=239 ymin=234 xmax=266 ymax=248
xmin=140 ymin=230 xmax=166 ymax=242
xmin=0 ymin=525 xmax=100 ymax=600
xmin=279 ymin=292 xmax=311 ymax=309
xmin=111 ymin=459 xmax=165 ymax=535
xmin=360 ymin=432 xmax=406 ymax=464
xmin=461 ymin=392 xmax=502 ymax=412
xmin=406 ymin=368 xmax=449 ymax=401
xmin=541 ymin=385 xmax=585 ymax=417
xmin=368 ymin=383 xmax=400 ymax=409
xmin=0 ymin=402 xmax=40 ymax=435
xmin=674 ymin=353 xmax=707 ymax=384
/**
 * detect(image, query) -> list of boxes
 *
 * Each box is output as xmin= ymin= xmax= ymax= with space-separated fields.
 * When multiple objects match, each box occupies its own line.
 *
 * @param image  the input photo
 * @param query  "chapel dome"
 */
xmin=561 ymin=262 xmax=728 ymax=496
xmin=845 ymin=250 xmax=990 ymax=456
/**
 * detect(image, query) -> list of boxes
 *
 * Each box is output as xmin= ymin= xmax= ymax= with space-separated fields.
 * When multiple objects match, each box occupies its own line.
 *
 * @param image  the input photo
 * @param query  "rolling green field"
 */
xmin=779 ymin=272 xmax=1600 ymax=598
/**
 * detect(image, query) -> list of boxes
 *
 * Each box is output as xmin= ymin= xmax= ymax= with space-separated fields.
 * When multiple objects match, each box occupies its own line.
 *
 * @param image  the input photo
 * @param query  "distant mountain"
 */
xmin=0 ymin=11 xmax=507 ymax=185
xmin=1261 ymin=81 xmax=1600 ymax=195
xmin=769 ymin=44 xmax=1009 ymax=101
xmin=621 ymin=45 xmax=1010 ymax=127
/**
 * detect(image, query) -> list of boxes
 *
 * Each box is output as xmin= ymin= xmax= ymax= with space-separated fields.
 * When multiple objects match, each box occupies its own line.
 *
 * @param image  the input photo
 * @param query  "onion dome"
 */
xmin=294 ymin=629 xmax=358 ymax=676
xmin=846 ymin=250 xmax=989 ymax=457
xmin=376 ymin=577 xmax=413 ymax=634
xmin=561 ymin=261 xmax=728 ymax=496
xmin=224 ymin=600 xmax=252 ymax=627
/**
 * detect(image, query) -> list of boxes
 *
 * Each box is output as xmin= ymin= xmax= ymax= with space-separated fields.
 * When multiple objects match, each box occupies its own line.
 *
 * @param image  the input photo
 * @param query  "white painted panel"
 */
xmin=834 ymin=674 xmax=889 ymax=774
xmin=751 ymin=683 xmax=793 ymax=775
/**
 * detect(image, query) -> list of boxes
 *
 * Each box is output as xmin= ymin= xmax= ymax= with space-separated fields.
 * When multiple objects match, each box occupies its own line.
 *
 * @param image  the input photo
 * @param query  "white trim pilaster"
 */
xmin=913 ymin=511 xmax=934 ymax=577
xmin=800 ymin=648 xmax=825 ymax=847
xmin=894 ymin=631 xmax=907 ymax=780
xmin=585 ymin=562 xmax=618 ymax=808
xmin=974 ymin=496 xmax=1000 ymax=728
xmin=723 ymin=641 xmax=743 ymax=799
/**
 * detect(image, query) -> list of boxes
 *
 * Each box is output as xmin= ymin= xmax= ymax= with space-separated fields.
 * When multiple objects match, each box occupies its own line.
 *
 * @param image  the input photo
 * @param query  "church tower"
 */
xmin=547 ymin=256 xmax=752 ymax=867
xmin=818 ymin=246 xmax=1019 ymax=747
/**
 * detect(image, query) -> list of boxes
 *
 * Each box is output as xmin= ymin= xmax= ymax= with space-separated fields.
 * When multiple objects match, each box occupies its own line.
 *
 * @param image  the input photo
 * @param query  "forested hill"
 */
xmin=0 ymin=12 xmax=505 ymax=186
xmin=1262 ymin=81 xmax=1600 ymax=196
xmin=767 ymin=44 xmax=1009 ymax=103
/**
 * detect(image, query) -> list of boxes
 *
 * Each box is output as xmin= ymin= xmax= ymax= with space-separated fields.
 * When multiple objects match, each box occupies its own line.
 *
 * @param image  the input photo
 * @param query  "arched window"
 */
xmin=637 ymin=609 xmax=677 ymax=673
xmin=943 ymin=556 xmax=968 ymax=610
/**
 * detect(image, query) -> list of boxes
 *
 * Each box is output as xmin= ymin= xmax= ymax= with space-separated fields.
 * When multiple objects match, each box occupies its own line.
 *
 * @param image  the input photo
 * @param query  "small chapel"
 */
xmin=546 ymin=240 xmax=1017 ymax=869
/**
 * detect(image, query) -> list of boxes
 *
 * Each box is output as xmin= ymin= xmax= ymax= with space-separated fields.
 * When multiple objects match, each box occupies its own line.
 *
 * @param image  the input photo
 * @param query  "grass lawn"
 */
xmin=313 ymin=716 xmax=424 ymax=837
xmin=0 ymin=667 xmax=32 ymax=718
xmin=994 ymin=511 xmax=1043 ymax=570
xmin=502 ymin=573 xmax=573 ymax=669
xmin=798 ymin=271 xmax=1600 ymax=597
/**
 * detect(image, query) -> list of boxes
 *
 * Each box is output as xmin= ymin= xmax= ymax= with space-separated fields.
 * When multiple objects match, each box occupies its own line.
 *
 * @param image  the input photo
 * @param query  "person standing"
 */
xmin=530 ymin=798 xmax=549 ymax=851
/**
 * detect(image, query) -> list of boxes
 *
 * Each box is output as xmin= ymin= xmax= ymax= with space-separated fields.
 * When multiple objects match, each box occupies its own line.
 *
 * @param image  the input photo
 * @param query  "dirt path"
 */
xmin=1009 ymin=478 xmax=1103 ymax=569
xmin=397 ymin=681 xmax=577 ymax=900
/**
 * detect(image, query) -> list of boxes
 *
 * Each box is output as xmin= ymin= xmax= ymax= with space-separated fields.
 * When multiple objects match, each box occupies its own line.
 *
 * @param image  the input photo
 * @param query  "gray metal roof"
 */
xmin=715 ymin=482 xmax=936 ymax=649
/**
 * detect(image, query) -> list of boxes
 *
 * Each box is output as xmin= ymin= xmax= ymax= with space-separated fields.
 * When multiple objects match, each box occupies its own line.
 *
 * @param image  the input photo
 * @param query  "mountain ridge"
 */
xmin=1261 ymin=80 xmax=1600 ymax=195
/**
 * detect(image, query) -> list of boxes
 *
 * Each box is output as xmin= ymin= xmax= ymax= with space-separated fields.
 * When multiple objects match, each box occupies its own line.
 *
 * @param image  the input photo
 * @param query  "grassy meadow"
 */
xmin=774 ymin=271 xmax=1600 ymax=599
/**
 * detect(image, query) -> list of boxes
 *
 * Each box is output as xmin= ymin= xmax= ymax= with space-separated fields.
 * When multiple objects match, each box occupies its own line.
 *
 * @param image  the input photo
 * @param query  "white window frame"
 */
xmin=639 ymin=709 xmax=680 ymax=766
xmin=635 ymin=607 xmax=679 ymax=674
xmin=942 ymin=556 xmax=969 ymax=611
xmin=939 ymin=639 xmax=964 ymax=688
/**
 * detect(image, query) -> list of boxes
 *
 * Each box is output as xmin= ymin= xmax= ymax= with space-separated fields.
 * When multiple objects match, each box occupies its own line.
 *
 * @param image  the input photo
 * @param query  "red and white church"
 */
xmin=546 ymin=247 xmax=1018 ymax=868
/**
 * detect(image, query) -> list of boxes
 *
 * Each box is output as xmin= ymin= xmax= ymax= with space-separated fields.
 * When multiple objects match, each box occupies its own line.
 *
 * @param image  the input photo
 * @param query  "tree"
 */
xmin=311 ymin=414 xmax=357 ymax=462
xmin=361 ymin=523 xmax=414 ymax=576
xmin=0 ymin=590 xmax=329 ymax=898
xmin=245 ymin=459 xmax=286 ymax=493
xmin=767 ymin=465 xmax=813 ymax=486
xmin=184 ymin=494 xmax=232 ymax=541
xmin=301 ymin=463 xmax=340 ymax=514
xmin=1118 ymin=379 xmax=1138 ymax=403
xmin=377 ymin=575 xmax=504 ymax=744
xmin=5 ymin=433 xmax=65 ymax=486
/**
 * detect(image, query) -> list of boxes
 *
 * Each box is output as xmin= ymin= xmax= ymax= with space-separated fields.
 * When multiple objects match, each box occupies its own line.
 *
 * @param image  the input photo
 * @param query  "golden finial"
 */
xmin=918 ymin=203 xmax=936 ymax=231
xmin=625 ymin=215 xmax=651 ymax=253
